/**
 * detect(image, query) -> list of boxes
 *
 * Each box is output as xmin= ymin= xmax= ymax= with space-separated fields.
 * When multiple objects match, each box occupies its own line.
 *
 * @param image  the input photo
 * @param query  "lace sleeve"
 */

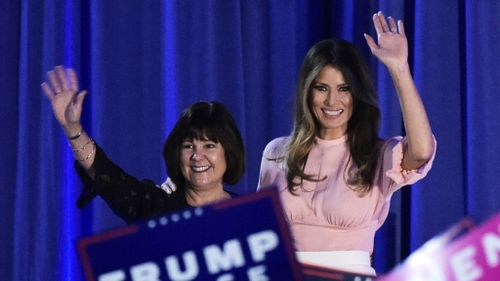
xmin=75 ymin=143 xmax=177 ymax=223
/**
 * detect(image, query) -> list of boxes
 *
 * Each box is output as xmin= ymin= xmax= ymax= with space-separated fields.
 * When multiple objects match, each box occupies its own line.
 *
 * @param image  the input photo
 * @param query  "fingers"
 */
xmin=41 ymin=82 xmax=55 ymax=100
xmin=372 ymin=13 xmax=384 ymax=35
xmin=363 ymin=33 xmax=378 ymax=53
xmin=387 ymin=16 xmax=397 ymax=33
xmin=48 ymin=70 xmax=63 ymax=94
xmin=74 ymin=90 xmax=88 ymax=107
xmin=378 ymin=12 xmax=390 ymax=32
xmin=373 ymin=12 xmax=403 ymax=35
xmin=68 ymin=68 xmax=79 ymax=92
xmin=44 ymin=66 xmax=79 ymax=95
xmin=397 ymin=20 xmax=406 ymax=36
xmin=55 ymin=66 xmax=69 ymax=91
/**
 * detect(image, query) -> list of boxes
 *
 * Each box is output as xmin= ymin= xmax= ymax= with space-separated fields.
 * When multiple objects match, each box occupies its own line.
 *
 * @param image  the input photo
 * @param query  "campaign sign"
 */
xmin=77 ymin=187 xmax=302 ymax=281
xmin=377 ymin=212 xmax=500 ymax=281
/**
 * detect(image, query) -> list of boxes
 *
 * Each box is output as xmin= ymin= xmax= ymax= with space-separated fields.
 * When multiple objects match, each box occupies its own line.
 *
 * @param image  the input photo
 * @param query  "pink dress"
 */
xmin=258 ymin=135 xmax=436 ymax=254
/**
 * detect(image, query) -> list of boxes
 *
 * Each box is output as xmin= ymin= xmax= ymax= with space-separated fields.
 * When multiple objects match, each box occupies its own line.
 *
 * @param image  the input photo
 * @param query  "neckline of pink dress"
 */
xmin=315 ymin=134 xmax=348 ymax=146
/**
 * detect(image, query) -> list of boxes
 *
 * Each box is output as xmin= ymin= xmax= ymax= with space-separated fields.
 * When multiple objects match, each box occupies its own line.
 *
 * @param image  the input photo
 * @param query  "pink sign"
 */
xmin=378 ymin=213 xmax=500 ymax=281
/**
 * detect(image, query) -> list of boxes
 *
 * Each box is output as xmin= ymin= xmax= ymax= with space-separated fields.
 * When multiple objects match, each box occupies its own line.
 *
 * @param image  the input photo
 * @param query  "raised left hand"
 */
xmin=364 ymin=12 xmax=408 ymax=70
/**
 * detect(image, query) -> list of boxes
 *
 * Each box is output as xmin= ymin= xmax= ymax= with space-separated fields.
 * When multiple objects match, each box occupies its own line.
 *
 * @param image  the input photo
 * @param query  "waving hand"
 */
xmin=41 ymin=66 xmax=87 ymax=137
xmin=364 ymin=12 xmax=435 ymax=171
xmin=364 ymin=12 xmax=408 ymax=70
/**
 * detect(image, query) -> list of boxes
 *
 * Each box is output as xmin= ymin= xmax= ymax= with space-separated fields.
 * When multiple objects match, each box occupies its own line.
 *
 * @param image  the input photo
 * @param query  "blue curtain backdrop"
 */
xmin=1 ymin=0 xmax=499 ymax=279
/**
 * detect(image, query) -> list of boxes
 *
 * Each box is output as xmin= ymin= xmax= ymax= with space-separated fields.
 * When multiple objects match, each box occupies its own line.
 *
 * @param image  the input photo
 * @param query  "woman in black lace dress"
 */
xmin=41 ymin=66 xmax=245 ymax=224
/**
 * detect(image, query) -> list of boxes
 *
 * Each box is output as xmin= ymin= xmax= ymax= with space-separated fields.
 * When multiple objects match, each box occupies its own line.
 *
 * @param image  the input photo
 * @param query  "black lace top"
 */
xmin=75 ymin=143 xmax=235 ymax=224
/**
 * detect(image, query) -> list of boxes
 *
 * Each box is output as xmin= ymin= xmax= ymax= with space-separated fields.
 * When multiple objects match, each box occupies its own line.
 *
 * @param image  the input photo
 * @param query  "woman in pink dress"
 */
xmin=258 ymin=12 xmax=436 ymax=276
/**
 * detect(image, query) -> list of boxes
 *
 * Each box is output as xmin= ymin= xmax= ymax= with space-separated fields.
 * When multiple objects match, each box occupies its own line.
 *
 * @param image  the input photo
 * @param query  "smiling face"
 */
xmin=310 ymin=65 xmax=353 ymax=139
xmin=180 ymin=138 xmax=227 ymax=191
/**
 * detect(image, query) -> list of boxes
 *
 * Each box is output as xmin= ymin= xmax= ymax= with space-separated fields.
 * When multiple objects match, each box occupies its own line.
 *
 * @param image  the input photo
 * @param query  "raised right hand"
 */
xmin=41 ymin=66 xmax=87 ymax=137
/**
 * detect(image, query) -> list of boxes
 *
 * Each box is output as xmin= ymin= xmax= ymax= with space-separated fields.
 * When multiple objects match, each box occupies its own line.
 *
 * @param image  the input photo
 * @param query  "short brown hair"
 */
xmin=163 ymin=101 xmax=245 ymax=190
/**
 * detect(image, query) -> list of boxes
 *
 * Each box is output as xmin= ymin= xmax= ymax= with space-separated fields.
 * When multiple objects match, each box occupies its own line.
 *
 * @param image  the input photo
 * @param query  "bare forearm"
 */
xmin=389 ymin=63 xmax=434 ymax=170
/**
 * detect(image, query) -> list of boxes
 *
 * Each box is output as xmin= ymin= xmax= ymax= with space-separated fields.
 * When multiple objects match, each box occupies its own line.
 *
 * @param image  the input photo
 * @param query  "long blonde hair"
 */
xmin=286 ymin=39 xmax=382 ymax=194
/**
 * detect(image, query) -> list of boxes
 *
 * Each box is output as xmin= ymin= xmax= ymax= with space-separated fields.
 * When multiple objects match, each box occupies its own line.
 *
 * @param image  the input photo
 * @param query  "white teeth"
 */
xmin=192 ymin=165 xmax=210 ymax=172
xmin=323 ymin=109 xmax=343 ymax=116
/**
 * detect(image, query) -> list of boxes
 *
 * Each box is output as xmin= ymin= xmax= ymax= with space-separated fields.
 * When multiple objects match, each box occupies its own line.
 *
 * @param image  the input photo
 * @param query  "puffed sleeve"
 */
xmin=381 ymin=135 xmax=437 ymax=194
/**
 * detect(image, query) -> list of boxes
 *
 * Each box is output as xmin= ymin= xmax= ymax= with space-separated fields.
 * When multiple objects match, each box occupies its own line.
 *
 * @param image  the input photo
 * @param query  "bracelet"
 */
xmin=77 ymin=142 xmax=96 ymax=162
xmin=68 ymin=128 xmax=84 ymax=140
xmin=71 ymin=138 xmax=94 ymax=152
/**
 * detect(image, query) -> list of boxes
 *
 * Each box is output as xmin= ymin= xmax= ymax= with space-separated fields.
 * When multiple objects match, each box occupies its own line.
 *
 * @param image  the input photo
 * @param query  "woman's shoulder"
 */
xmin=263 ymin=136 xmax=290 ymax=159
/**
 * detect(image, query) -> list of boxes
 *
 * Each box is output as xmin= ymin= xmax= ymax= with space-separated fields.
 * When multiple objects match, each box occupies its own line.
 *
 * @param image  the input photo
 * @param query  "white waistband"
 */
xmin=296 ymin=250 xmax=376 ymax=276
